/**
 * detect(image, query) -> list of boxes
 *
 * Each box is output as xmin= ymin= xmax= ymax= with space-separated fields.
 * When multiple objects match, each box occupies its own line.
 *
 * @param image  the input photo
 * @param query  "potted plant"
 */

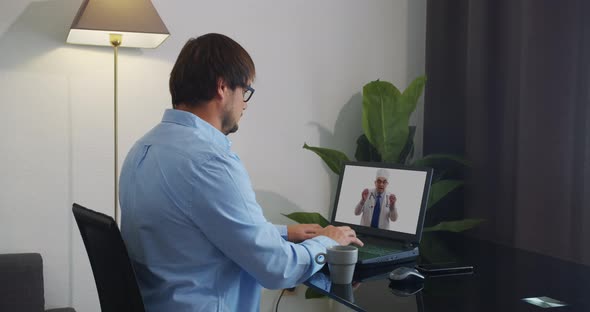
xmin=286 ymin=76 xmax=483 ymax=257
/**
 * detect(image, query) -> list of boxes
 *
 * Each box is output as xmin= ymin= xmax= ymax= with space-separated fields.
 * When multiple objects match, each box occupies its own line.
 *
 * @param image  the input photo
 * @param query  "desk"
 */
xmin=305 ymin=234 xmax=590 ymax=311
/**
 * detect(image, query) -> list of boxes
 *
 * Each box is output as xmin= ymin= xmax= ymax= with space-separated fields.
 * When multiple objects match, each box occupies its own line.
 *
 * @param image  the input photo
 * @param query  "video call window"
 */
xmin=333 ymin=164 xmax=428 ymax=235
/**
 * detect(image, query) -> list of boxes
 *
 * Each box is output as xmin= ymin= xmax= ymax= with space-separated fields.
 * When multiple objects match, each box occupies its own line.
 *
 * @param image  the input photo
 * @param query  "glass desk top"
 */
xmin=305 ymin=234 xmax=590 ymax=312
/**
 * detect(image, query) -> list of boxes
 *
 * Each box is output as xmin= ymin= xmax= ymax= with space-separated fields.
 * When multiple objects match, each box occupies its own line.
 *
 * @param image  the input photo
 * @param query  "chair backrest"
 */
xmin=72 ymin=203 xmax=145 ymax=312
xmin=0 ymin=253 xmax=44 ymax=312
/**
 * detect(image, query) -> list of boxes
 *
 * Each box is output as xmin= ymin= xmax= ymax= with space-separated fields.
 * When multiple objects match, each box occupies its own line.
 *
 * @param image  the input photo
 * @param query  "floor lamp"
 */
xmin=66 ymin=0 xmax=169 ymax=223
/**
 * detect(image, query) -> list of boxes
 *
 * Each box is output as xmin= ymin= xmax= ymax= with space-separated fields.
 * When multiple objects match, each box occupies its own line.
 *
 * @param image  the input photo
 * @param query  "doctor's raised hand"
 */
xmin=389 ymin=194 xmax=396 ymax=207
xmin=361 ymin=188 xmax=369 ymax=202
xmin=389 ymin=194 xmax=398 ymax=221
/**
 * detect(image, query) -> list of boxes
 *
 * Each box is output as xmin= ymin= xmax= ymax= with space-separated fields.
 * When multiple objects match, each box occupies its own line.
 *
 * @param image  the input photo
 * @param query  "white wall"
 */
xmin=0 ymin=0 xmax=426 ymax=311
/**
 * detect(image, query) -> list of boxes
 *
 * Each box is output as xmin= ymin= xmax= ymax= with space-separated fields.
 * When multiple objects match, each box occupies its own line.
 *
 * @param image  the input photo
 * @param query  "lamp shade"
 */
xmin=67 ymin=0 xmax=169 ymax=48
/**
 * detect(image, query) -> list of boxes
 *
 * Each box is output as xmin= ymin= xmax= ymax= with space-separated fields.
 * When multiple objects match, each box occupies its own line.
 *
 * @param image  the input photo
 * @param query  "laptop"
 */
xmin=330 ymin=161 xmax=433 ymax=266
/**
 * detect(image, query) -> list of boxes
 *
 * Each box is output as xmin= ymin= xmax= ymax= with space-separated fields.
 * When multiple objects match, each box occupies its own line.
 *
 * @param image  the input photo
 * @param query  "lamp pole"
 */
xmin=110 ymin=34 xmax=122 ymax=224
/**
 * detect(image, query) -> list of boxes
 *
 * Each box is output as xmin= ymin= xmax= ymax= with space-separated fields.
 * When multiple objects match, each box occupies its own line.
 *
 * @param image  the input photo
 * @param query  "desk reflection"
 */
xmin=306 ymin=269 xmax=423 ymax=312
xmin=305 ymin=234 xmax=590 ymax=312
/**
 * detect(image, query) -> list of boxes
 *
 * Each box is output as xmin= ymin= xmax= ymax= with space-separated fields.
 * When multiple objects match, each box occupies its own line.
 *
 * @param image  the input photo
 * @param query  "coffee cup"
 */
xmin=315 ymin=245 xmax=358 ymax=284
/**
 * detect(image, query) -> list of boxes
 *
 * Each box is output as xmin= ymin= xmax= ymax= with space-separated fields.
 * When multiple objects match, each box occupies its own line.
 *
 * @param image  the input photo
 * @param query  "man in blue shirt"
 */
xmin=119 ymin=33 xmax=363 ymax=312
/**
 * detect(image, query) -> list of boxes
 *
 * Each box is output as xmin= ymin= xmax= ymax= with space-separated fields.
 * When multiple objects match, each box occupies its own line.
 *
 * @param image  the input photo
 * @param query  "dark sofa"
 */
xmin=0 ymin=253 xmax=76 ymax=312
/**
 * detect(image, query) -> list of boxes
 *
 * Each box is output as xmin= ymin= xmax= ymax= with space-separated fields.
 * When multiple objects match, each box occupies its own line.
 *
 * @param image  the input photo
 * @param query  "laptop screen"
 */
xmin=331 ymin=162 xmax=433 ymax=244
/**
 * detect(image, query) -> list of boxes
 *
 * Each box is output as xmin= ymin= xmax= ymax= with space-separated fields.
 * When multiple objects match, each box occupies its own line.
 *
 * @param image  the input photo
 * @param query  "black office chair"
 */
xmin=72 ymin=203 xmax=145 ymax=312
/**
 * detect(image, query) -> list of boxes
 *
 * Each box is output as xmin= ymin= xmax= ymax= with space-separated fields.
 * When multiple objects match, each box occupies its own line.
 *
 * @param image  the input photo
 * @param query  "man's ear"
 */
xmin=216 ymin=78 xmax=228 ymax=100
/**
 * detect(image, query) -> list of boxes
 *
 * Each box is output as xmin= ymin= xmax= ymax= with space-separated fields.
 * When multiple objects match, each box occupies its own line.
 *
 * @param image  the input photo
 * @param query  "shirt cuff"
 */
xmin=274 ymin=224 xmax=288 ymax=240
xmin=300 ymin=235 xmax=340 ymax=270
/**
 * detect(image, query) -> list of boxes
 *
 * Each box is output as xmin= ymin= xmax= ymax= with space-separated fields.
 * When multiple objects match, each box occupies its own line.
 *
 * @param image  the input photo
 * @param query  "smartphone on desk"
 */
xmin=415 ymin=262 xmax=474 ymax=276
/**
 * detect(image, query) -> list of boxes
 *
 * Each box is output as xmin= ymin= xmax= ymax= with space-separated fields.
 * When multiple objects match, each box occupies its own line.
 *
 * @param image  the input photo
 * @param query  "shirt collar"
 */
xmin=161 ymin=108 xmax=232 ymax=149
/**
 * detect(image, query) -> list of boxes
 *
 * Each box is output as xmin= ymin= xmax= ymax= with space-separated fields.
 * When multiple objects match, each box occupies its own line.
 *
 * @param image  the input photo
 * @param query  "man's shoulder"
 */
xmin=140 ymin=126 xmax=230 ymax=161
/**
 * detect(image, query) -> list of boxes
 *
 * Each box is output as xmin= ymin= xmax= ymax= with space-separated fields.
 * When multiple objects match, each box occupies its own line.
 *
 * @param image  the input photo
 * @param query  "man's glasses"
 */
xmin=243 ymin=85 xmax=255 ymax=102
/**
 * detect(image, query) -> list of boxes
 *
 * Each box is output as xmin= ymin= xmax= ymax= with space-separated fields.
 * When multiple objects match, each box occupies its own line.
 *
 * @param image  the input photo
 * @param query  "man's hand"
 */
xmin=317 ymin=225 xmax=364 ymax=247
xmin=361 ymin=188 xmax=369 ymax=201
xmin=389 ymin=194 xmax=396 ymax=209
xmin=389 ymin=194 xmax=398 ymax=221
xmin=287 ymin=224 xmax=323 ymax=243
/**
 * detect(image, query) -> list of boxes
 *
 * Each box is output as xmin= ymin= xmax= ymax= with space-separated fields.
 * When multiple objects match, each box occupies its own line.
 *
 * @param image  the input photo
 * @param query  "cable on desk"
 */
xmin=275 ymin=289 xmax=286 ymax=312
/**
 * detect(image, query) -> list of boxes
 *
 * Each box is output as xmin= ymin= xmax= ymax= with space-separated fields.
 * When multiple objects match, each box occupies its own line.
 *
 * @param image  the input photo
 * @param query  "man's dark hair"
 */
xmin=169 ymin=33 xmax=255 ymax=107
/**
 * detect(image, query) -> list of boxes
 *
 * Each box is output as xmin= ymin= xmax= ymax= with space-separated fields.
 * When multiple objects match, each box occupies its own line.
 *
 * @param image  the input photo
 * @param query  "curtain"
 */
xmin=424 ymin=0 xmax=590 ymax=265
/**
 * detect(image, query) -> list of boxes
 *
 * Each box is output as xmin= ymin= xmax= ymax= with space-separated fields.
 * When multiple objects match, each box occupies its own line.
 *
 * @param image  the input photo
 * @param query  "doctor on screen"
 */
xmin=354 ymin=168 xmax=398 ymax=229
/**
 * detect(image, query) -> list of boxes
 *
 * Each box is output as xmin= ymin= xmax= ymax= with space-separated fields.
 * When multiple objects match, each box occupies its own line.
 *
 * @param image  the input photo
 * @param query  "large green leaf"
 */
xmin=354 ymin=134 xmax=381 ymax=162
xmin=302 ymin=143 xmax=349 ymax=175
xmin=427 ymin=180 xmax=463 ymax=209
xmin=397 ymin=126 xmax=416 ymax=164
xmin=362 ymin=80 xmax=405 ymax=162
xmin=399 ymin=75 xmax=427 ymax=114
xmin=354 ymin=129 xmax=414 ymax=164
xmin=423 ymin=219 xmax=485 ymax=232
xmin=282 ymin=212 xmax=330 ymax=227
xmin=362 ymin=77 xmax=426 ymax=162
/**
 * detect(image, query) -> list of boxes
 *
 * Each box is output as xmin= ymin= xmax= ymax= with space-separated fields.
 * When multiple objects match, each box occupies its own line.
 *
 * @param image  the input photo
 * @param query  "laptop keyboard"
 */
xmin=358 ymin=244 xmax=402 ymax=260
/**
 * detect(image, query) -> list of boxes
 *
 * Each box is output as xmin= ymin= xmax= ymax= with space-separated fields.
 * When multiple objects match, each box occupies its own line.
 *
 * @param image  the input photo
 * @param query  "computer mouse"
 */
xmin=388 ymin=267 xmax=425 ymax=281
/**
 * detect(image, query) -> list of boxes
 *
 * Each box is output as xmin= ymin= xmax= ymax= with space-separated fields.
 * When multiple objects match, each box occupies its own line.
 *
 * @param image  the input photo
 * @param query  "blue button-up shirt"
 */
xmin=119 ymin=109 xmax=337 ymax=312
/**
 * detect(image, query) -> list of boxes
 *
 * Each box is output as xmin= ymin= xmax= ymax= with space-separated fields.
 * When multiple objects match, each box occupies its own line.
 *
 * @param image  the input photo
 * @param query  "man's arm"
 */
xmin=354 ymin=188 xmax=370 ymax=215
xmin=277 ymin=223 xmax=357 ymax=243
xmin=283 ymin=224 xmax=324 ymax=242
xmin=388 ymin=193 xmax=398 ymax=221
xmin=189 ymin=156 xmax=361 ymax=290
